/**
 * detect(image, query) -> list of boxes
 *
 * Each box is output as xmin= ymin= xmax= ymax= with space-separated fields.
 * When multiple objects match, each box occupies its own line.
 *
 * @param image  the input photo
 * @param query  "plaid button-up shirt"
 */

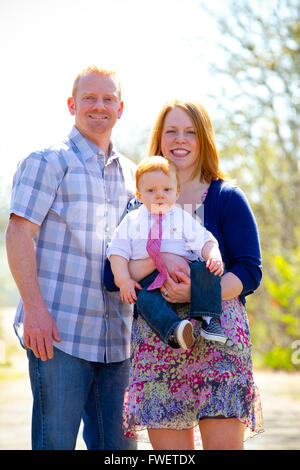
xmin=11 ymin=126 xmax=137 ymax=362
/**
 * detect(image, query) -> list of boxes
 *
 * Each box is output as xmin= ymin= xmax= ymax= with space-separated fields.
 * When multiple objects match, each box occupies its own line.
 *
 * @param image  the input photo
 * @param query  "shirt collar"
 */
xmin=139 ymin=204 xmax=176 ymax=219
xmin=68 ymin=126 xmax=118 ymax=162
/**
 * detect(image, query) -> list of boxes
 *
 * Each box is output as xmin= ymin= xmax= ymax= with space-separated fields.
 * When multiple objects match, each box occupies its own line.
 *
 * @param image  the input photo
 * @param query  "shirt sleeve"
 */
xmin=10 ymin=152 xmax=59 ymax=226
xmin=219 ymin=185 xmax=262 ymax=295
xmin=106 ymin=213 xmax=133 ymax=261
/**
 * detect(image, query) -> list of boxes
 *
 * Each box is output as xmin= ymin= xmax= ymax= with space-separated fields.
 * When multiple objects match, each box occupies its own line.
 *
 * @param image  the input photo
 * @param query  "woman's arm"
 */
xmin=128 ymin=253 xmax=191 ymax=282
xmin=219 ymin=185 xmax=262 ymax=295
xmin=6 ymin=215 xmax=61 ymax=361
xmin=221 ymin=272 xmax=243 ymax=300
xmin=161 ymin=270 xmax=243 ymax=303
xmin=162 ymin=185 xmax=261 ymax=303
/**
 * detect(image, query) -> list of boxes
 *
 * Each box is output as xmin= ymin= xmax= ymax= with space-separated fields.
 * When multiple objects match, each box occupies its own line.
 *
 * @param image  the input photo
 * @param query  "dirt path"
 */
xmin=1 ymin=309 xmax=300 ymax=450
xmin=1 ymin=353 xmax=299 ymax=450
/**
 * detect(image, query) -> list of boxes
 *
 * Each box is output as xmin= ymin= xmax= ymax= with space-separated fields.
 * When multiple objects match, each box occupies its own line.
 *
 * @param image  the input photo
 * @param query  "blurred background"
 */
xmin=0 ymin=0 xmax=299 ymax=450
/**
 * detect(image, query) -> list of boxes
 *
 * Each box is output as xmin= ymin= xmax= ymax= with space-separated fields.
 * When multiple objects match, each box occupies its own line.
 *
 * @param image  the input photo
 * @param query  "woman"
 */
xmin=123 ymin=99 xmax=263 ymax=450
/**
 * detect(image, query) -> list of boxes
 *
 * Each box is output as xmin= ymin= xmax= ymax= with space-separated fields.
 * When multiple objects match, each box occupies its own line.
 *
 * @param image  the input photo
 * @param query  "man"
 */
xmin=5 ymin=66 xmax=137 ymax=450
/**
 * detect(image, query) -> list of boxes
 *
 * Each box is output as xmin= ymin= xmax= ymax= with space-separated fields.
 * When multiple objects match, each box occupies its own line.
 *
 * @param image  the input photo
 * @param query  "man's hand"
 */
xmin=24 ymin=304 xmax=61 ymax=361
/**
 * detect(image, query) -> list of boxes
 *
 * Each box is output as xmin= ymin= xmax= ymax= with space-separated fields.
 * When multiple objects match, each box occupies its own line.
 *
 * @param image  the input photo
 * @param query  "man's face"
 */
xmin=68 ymin=73 xmax=123 ymax=148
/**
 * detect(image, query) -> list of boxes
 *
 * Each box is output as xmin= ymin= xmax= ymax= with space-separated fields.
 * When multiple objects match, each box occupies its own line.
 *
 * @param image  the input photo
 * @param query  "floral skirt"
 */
xmin=123 ymin=298 xmax=263 ymax=443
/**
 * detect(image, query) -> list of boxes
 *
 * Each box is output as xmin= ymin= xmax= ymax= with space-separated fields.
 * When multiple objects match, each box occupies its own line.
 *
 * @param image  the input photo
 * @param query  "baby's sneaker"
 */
xmin=201 ymin=318 xmax=227 ymax=343
xmin=172 ymin=320 xmax=195 ymax=350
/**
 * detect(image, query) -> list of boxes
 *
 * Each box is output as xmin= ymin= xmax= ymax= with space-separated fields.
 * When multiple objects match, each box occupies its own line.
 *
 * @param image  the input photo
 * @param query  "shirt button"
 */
xmin=105 ymin=226 xmax=109 ymax=232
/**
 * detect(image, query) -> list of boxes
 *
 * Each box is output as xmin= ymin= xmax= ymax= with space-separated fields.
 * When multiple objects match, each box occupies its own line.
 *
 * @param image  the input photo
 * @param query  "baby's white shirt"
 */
xmin=107 ymin=204 xmax=217 ymax=262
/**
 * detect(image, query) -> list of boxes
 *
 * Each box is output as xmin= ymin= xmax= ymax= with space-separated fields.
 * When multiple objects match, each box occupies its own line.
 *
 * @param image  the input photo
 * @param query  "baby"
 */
xmin=107 ymin=156 xmax=226 ymax=350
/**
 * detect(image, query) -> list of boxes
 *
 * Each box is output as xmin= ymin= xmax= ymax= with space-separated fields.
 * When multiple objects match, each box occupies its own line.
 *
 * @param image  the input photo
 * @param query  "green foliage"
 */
xmin=264 ymin=346 xmax=296 ymax=371
xmin=0 ymin=182 xmax=10 ymax=239
xmin=265 ymin=254 xmax=300 ymax=315
xmin=258 ymin=251 xmax=300 ymax=370
xmin=203 ymin=0 xmax=300 ymax=369
xmin=0 ymin=183 xmax=19 ymax=307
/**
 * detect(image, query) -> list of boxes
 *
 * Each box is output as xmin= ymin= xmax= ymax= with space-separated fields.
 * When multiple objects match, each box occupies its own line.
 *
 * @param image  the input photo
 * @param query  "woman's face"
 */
xmin=161 ymin=107 xmax=199 ymax=177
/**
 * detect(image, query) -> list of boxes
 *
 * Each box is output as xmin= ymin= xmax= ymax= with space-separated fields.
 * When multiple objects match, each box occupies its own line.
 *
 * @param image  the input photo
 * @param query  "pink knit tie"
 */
xmin=146 ymin=213 xmax=168 ymax=290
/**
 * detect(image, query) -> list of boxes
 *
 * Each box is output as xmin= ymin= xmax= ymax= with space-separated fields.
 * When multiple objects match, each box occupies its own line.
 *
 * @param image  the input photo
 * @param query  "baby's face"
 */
xmin=136 ymin=170 xmax=180 ymax=214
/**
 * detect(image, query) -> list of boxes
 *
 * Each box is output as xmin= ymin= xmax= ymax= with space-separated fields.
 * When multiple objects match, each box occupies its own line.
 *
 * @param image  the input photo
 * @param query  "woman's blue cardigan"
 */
xmin=201 ymin=179 xmax=262 ymax=303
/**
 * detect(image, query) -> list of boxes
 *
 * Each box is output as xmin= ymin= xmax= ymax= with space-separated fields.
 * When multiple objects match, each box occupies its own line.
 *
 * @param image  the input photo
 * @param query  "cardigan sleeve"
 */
xmin=218 ymin=184 xmax=262 ymax=297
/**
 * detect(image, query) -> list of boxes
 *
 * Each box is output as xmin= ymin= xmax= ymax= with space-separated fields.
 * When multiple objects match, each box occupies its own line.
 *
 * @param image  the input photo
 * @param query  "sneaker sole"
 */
xmin=200 ymin=328 xmax=227 ymax=343
xmin=176 ymin=321 xmax=195 ymax=350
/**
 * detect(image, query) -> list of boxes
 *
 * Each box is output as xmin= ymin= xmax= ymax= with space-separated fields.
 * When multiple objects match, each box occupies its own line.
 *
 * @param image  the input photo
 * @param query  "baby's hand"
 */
xmin=206 ymin=257 xmax=224 ymax=276
xmin=120 ymin=278 xmax=142 ymax=304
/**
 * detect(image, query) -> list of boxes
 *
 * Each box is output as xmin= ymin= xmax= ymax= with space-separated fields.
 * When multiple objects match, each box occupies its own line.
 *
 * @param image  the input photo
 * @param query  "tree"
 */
xmin=203 ymin=0 xmax=300 ymax=368
xmin=0 ymin=178 xmax=11 ymax=241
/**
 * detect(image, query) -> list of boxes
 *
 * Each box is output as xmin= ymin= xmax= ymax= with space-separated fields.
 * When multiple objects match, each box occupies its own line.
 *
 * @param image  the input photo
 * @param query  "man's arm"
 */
xmin=6 ymin=214 xmax=61 ymax=361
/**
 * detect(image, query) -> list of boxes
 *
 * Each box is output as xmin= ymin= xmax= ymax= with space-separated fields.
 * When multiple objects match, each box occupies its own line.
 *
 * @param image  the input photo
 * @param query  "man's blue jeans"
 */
xmin=135 ymin=261 xmax=222 ymax=345
xmin=27 ymin=347 xmax=137 ymax=450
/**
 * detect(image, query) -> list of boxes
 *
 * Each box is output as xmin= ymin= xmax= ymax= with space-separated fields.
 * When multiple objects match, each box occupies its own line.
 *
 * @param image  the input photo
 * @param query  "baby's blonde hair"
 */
xmin=135 ymin=156 xmax=180 ymax=190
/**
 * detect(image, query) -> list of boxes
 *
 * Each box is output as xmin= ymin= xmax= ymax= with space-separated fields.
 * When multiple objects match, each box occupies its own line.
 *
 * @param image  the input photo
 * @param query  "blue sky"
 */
xmin=0 ymin=0 xmax=225 ymax=186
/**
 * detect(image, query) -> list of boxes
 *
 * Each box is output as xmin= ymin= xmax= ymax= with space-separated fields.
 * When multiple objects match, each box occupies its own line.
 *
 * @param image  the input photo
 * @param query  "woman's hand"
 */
xmin=161 ymin=270 xmax=243 ymax=304
xmin=128 ymin=253 xmax=190 ymax=283
xmin=161 ymin=271 xmax=191 ymax=303
xmin=160 ymin=253 xmax=191 ymax=282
